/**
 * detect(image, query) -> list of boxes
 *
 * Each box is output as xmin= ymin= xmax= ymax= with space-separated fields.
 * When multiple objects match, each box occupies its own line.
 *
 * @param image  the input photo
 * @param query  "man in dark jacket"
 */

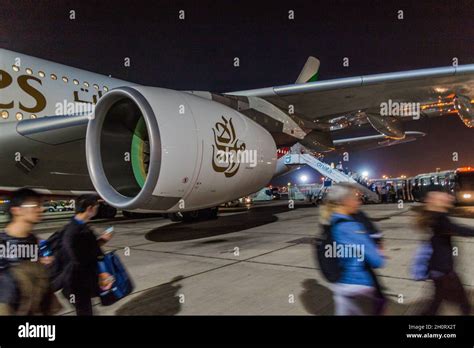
xmin=420 ymin=189 xmax=474 ymax=315
xmin=61 ymin=195 xmax=112 ymax=316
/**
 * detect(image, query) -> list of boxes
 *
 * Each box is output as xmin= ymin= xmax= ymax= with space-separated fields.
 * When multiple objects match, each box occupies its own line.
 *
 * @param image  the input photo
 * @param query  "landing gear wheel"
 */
xmin=181 ymin=207 xmax=219 ymax=222
xmin=95 ymin=203 xmax=117 ymax=219
xmin=169 ymin=212 xmax=184 ymax=222
xmin=207 ymin=207 xmax=219 ymax=219
xmin=182 ymin=210 xmax=199 ymax=223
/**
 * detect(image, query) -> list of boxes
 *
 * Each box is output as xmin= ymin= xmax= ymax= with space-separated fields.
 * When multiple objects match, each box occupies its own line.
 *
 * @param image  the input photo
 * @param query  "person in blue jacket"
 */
xmin=320 ymin=183 xmax=386 ymax=315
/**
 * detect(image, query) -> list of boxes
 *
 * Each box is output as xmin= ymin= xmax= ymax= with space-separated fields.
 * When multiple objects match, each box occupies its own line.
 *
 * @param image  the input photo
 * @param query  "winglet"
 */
xmin=295 ymin=56 xmax=320 ymax=84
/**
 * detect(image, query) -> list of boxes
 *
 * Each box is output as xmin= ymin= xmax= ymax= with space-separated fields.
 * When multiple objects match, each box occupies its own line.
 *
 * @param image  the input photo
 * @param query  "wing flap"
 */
xmin=228 ymin=64 xmax=474 ymax=121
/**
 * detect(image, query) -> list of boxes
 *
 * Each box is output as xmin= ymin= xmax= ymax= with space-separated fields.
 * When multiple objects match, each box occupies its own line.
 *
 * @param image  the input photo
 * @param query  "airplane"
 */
xmin=0 ymin=48 xmax=473 ymax=221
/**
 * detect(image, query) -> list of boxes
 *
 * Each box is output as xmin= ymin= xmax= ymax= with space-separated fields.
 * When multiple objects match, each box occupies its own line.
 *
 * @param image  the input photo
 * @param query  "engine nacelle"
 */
xmin=86 ymin=86 xmax=277 ymax=212
xmin=366 ymin=113 xmax=405 ymax=140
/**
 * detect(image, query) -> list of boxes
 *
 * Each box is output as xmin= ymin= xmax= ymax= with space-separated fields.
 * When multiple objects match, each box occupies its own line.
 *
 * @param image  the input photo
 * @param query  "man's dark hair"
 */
xmin=7 ymin=188 xmax=41 ymax=220
xmin=75 ymin=194 xmax=99 ymax=213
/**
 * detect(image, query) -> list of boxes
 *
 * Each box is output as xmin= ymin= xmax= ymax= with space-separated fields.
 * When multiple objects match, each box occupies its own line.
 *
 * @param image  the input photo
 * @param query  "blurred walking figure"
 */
xmin=319 ymin=183 xmax=385 ymax=315
xmin=416 ymin=188 xmax=474 ymax=315
xmin=351 ymin=208 xmax=387 ymax=314
xmin=0 ymin=188 xmax=61 ymax=315
xmin=60 ymin=195 xmax=113 ymax=316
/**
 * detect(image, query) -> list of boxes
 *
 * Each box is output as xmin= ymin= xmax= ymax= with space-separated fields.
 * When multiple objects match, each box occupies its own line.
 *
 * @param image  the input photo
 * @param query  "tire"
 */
xmin=208 ymin=207 xmax=219 ymax=219
xmin=94 ymin=203 xmax=117 ymax=219
xmin=104 ymin=206 xmax=117 ymax=219
xmin=182 ymin=210 xmax=199 ymax=223
xmin=210 ymin=207 xmax=219 ymax=220
xmin=169 ymin=212 xmax=184 ymax=222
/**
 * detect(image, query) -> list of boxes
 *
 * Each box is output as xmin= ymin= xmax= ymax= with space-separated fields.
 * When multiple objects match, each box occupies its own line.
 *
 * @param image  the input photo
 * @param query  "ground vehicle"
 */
xmin=453 ymin=167 xmax=474 ymax=204
xmin=0 ymin=199 xmax=10 ymax=215
xmin=410 ymin=167 xmax=474 ymax=205
xmin=44 ymin=201 xmax=65 ymax=212
xmin=369 ymin=177 xmax=413 ymax=202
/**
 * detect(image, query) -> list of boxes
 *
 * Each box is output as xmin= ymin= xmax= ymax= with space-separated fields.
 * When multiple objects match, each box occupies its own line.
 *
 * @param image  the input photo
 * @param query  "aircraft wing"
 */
xmin=227 ymin=64 xmax=474 ymax=140
xmin=0 ymin=115 xmax=92 ymax=193
xmin=16 ymin=115 xmax=89 ymax=145
xmin=333 ymin=131 xmax=425 ymax=152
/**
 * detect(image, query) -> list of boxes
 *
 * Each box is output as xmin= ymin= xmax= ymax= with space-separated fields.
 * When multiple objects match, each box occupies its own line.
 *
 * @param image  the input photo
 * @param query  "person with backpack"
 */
xmin=415 ymin=187 xmax=474 ymax=315
xmin=318 ymin=183 xmax=385 ymax=315
xmin=59 ymin=195 xmax=113 ymax=316
xmin=0 ymin=188 xmax=61 ymax=315
xmin=351 ymin=209 xmax=387 ymax=314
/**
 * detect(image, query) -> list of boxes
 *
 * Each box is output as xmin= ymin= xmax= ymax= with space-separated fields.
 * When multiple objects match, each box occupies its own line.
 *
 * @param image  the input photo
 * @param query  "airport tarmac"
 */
xmin=14 ymin=202 xmax=474 ymax=315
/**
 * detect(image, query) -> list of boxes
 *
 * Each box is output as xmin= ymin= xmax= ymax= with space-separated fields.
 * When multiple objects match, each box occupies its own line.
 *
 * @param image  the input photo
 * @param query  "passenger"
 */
xmin=396 ymin=187 xmax=403 ymax=201
xmin=350 ymin=207 xmax=387 ymax=314
xmin=374 ymin=186 xmax=380 ymax=202
xmin=416 ymin=188 xmax=474 ymax=315
xmin=387 ymin=185 xmax=395 ymax=203
xmin=60 ymin=195 xmax=113 ymax=316
xmin=380 ymin=186 xmax=388 ymax=203
xmin=321 ymin=183 xmax=385 ymax=315
xmin=412 ymin=185 xmax=421 ymax=201
xmin=0 ymin=188 xmax=61 ymax=315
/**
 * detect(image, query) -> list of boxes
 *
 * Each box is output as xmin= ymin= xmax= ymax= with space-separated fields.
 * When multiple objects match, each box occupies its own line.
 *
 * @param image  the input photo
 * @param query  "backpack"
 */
xmin=97 ymin=251 xmax=134 ymax=306
xmin=410 ymin=242 xmax=433 ymax=281
xmin=315 ymin=218 xmax=350 ymax=283
xmin=46 ymin=227 xmax=67 ymax=291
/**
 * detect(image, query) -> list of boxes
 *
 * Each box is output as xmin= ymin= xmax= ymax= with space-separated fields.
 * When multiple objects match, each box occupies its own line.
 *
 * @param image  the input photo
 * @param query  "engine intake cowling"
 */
xmin=86 ymin=86 xmax=277 ymax=212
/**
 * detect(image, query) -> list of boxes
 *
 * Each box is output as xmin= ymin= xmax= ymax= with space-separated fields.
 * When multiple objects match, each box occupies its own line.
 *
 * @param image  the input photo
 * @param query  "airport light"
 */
xmin=300 ymin=175 xmax=308 ymax=183
xmin=382 ymin=175 xmax=387 ymax=179
xmin=287 ymin=182 xmax=291 ymax=186
xmin=362 ymin=171 xmax=369 ymax=179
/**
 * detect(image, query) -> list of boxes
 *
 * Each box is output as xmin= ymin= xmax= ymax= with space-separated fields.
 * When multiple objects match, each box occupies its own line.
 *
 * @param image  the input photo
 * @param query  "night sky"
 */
xmin=1 ymin=0 xmax=473 ymax=183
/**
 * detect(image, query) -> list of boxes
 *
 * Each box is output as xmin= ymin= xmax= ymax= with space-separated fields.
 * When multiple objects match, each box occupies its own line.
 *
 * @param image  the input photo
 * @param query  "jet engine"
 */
xmin=366 ymin=113 xmax=405 ymax=139
xmin=86 ymin=86 xmax=277 ymax=212
xmin=299 ymin=130 xmax=335 ymax=152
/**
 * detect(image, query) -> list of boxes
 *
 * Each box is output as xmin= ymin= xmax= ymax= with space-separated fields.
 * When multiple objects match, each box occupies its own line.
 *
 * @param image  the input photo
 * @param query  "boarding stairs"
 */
xmin=282 ymin=153 xmax=380 ymax=203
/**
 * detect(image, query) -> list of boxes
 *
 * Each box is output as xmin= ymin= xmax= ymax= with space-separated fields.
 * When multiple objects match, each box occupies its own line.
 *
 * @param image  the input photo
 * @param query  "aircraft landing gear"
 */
xmin=94 ymin=202 xmax=117 ymax=219
xmin=167 ymin=207 xmax=218 ymax=223
xmin=122 ymin=211 xmax=163 ymax=219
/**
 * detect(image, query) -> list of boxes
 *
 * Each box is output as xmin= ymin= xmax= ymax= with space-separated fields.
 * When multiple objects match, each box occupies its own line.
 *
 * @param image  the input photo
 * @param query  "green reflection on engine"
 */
xmin=131 ymin=117 xmax=148 ymax=188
